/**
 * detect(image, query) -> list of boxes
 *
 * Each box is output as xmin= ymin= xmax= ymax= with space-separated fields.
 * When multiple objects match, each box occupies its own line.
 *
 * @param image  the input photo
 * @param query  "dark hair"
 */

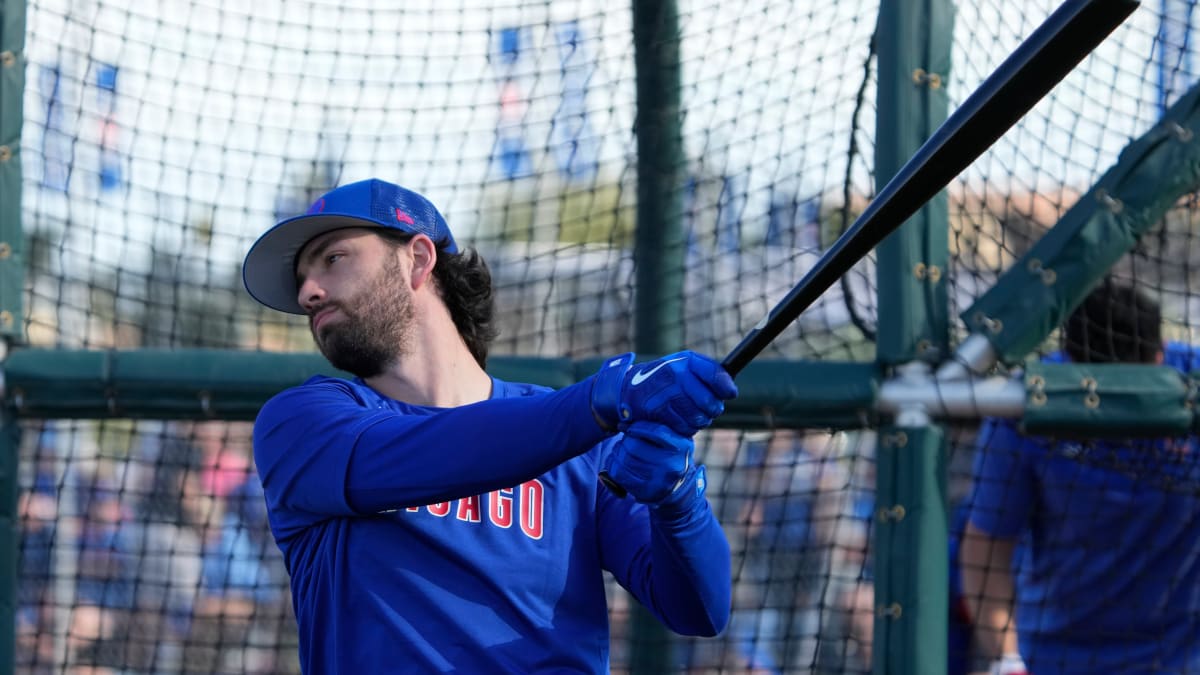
xmin=431 ymin=244 xmax=500 ymax=368
xmin=1064 ymin=280 xmax=1161 ymax=364
xmin=378 ymin=230 xmax=499 ymax=368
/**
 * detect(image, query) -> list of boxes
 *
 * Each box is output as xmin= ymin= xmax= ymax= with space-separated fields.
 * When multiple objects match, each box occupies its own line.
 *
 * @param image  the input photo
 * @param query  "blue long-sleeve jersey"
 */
xmin=253 ymin=374 xmax=732 ymax=674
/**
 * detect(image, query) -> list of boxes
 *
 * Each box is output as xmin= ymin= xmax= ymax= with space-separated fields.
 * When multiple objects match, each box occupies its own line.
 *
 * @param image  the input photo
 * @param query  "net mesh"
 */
xmin=15 ymin=0 xmax=1200 ymax=673
xmin=18 ymin=421 xmax=879 ymax=674
xmin=20 ymin=0 xmax=882 ymax=359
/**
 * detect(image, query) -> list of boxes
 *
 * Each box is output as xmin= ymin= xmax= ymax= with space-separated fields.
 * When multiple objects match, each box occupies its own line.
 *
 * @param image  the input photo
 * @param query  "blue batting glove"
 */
xmin=589 ymin=351 xmax=738 ymax=436
xmin=602 ymin=421 xmax=708 ymax=509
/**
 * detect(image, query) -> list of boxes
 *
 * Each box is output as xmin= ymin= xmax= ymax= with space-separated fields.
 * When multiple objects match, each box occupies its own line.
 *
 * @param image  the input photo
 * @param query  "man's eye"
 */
xmin=326 ymin=253 xmax=343 ymax=265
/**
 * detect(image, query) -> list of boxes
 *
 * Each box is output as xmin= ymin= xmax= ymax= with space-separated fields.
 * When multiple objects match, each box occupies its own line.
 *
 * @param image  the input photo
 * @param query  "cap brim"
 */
xmin=242 ymin=214 xmax=384 ymax=315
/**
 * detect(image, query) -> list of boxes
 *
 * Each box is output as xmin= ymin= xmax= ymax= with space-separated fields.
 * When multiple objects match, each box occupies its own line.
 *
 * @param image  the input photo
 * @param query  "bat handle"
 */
xmin=721 ymin=334 xmax=755 ymax=378
xmin=599 ymin=351 xmax=745 ymax=497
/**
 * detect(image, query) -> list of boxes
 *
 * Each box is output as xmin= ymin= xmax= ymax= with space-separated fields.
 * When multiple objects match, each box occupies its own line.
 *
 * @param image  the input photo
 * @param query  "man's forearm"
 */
xmin=960 ymin=522 xmax=1019 ymax=660
xmin=643 ymin=496 xmax=732 ymax=637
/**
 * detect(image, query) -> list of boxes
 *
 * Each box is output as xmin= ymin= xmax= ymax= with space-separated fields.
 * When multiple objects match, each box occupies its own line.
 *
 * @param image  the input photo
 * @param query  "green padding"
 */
xmin=2 ymin=349 xmax=881 ymax=428
xmin=720 ymin=360 xmax=880 ymax=429
xmin=873 ymin=0 xmax=953 ymax=367
xmin=872 ymin=425 xmax=948 ymax=675
xmin=1021 ymin=363 xmax=1193 ymax=437
xmin=964 ymin=83 xmax=1200 ymax=365
xmin=0 ymin=0 xmax=21 ymax=664
xmin=0 ymin=0 xmax=25 ymax=341
xmin=5 ymin=349 xmax=345 ymax=419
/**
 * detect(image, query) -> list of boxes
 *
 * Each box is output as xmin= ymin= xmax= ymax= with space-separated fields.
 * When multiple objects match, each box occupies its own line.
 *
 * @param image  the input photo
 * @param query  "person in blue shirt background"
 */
xmin=240 ymin=178 xmax=740 ymax=674
xmin=961 ymin=280 xmax=1200 ymax=675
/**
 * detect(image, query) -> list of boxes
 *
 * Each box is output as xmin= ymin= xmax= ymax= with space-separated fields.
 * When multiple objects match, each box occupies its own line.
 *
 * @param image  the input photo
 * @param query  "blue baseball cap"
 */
xmin=242 ymin=178 xmax=459 ymax=314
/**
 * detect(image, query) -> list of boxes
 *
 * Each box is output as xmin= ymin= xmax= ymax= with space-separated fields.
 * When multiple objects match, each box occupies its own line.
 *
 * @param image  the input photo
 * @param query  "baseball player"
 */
xmin=241 ymin=178 xmax=739 ymax=673
xmin=961 ymin=281 xmax=1200 ymax=675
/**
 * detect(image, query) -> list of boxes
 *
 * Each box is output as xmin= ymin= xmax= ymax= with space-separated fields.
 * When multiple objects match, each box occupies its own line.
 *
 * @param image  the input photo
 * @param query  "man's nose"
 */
xmin=297 ymin=276 xmax=326 ymax=313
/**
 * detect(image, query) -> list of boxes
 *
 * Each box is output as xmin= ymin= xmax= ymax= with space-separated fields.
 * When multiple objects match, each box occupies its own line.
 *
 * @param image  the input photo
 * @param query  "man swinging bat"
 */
xmin=241 ymin=0 xmax=1137 ymax=670
xmin=242 ymin=178 xmax=738 ymax=673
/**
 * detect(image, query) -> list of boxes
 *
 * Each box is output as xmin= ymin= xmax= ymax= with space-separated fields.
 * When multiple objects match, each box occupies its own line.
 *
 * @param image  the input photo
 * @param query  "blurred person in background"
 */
xmin=68 ymin=469 xmax=138 ymax=673
xmin=679 ymin=429 xmax=795 ymax=674
xmin=128 ymin=424 xmax=206 ymax=671
xmin=736 ymin=429 xmax=827 ymax=673
xmin=812 ymin=431 xmax=875 ymax=675
xmin=961 ymin=280 xmax=1200 ymax=675
xmin=186 ymin=422 xmax=286 ymax=675
xmin=17 ymin=468 xmax=57 ymax=674
xmin=948 ymin=490 xmax=1021 ymax=675
xmin=717 ymin=429 xmax=876 ymax=675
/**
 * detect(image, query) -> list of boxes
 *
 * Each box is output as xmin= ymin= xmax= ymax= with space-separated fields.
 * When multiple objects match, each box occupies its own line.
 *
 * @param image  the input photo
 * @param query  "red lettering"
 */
xmin=456 ymin=495 xmax=482 ymax=522
xmin=427 ymin=502 xmax=451 ymax=517
xmin=489 ymin=488 xmax=513 ymax=528
xmin=519 ymin=480 xmax=544 ymax=540
xmin=406 ymin=506 xmax=420 ymax=512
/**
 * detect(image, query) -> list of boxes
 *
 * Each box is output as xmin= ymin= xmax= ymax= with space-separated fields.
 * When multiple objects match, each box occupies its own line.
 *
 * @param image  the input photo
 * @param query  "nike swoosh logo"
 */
xmin=630 ymin=356 xmax=687 ymax=386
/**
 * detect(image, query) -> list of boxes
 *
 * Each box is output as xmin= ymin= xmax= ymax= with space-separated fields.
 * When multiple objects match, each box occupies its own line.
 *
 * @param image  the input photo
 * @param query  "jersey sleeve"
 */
xmin=967 ymin=417 xmax=1035 ymax=538
xmin=1163 ymin=341 xmax=1200 ymax=374
xmin=595 ymin=454 xmax=732 ymax=637
xmin=253 ymin=377 xmax=609 ymax=537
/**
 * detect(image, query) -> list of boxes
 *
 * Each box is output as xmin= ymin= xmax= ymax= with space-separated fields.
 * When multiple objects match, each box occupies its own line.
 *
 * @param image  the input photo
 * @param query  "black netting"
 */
xmin=17 ymin=0 xmax=1200 ymax=673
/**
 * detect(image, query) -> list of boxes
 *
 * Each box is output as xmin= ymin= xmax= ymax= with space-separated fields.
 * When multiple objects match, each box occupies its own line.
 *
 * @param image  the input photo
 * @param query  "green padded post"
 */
xmin=965 ymin=83 xmax=1200 ymax=365
xmin=873 ymin=425 xmax=949 ymax=675
xmin=0 ymin=0 xmax=23 ymax=667
xmin=0 ymin=0 xmax=23 ymax=341
xmin=873 ymin=1 xmax=953 ymax=674
xmin=874 ymin=0 xmax=953 ymax=367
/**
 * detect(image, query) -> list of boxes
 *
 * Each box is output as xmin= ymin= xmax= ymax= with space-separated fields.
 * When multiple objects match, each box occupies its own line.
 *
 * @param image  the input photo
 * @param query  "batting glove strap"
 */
xmin=650 ymin=464 xmax=709 ymax=518
xmin=604 ymin=351 xmax=739 ymax=437
xmin=589 ymin=352 xmax=635 ymax=432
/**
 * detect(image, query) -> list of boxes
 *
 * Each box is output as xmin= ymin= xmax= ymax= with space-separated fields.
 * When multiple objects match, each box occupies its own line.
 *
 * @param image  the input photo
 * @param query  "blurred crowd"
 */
xmin=18 ymin=421 xmax=883 ymax=675
xmin=17 ymin=420 xmax=296 ymax=675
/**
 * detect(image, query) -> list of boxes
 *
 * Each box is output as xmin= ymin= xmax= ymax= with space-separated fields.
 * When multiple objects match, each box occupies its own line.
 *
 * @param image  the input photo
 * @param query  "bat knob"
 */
xmin=598 ymin=471 xmax=628 ymax=498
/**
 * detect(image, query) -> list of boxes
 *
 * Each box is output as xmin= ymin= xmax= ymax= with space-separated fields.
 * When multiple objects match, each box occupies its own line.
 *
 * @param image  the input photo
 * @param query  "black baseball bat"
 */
xmin=600 ymin=0 xmax=1139 ymax=498
xmin=722 ymin=0 xmax=1139 ymax=376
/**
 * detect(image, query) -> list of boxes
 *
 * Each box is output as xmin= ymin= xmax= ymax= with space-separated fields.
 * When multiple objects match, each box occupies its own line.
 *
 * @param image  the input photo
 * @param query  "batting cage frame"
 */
xmin=6 ymin=0 xmax=1200 ymax=674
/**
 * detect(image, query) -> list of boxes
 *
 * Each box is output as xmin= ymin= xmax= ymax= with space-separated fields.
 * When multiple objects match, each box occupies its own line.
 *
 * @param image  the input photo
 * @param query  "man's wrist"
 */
xmin=589 ymin=353 xmax=634 ymax=431
xmin=649 ymin=465 xmax=709 ymax=520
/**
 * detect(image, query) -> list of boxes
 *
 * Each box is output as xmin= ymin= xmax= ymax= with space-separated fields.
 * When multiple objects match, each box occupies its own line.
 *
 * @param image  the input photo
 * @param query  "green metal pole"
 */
xmin=632 ymin=0 xmax=685 ymax=354
xmin=0 ymin=0 xmax=23 ymax=668
xmin=631 ymin=0 xmax=685 ymax=671
xmin=873 ymin=1 xmax=953 ymax=674
xmin=0 ymin=0 xmax=24 ymax=342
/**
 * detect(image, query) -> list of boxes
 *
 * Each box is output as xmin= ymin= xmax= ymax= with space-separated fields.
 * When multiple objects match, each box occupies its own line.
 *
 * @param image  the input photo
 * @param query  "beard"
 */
xmin=311 ymin=258 xmax=415 ymax=378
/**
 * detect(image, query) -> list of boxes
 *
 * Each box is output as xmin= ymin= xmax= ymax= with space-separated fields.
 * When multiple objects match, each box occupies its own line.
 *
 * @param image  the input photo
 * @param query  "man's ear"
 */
xmin=408 ymin=235 xmax=437 ymax=290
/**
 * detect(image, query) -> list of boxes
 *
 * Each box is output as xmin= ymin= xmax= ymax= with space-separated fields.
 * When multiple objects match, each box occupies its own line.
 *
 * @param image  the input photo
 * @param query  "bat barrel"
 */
xmin=721 ymin=0 xmax=1138 ymax=378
